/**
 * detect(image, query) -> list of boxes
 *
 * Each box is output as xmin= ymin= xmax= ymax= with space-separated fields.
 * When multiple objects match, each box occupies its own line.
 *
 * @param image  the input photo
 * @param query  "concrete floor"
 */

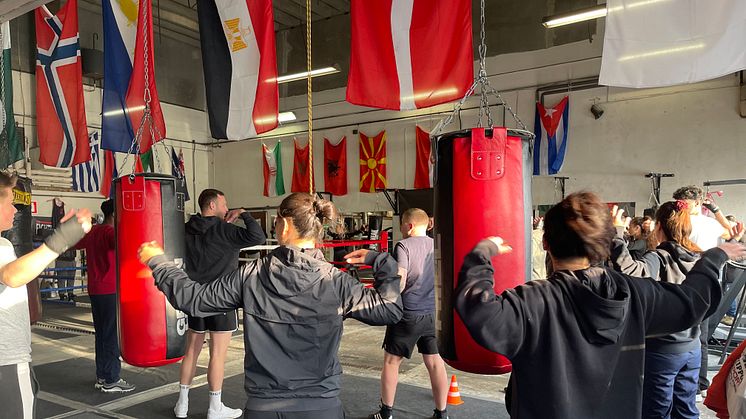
xmin=30 ymin=299 xmax=724 ymax=418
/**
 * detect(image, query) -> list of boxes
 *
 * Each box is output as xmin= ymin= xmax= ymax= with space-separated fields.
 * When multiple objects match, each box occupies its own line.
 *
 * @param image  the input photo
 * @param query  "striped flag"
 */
xmin=198 ymin=0 xmax=278 ymax=140
xmin=72 ymin=132 xmax=101 ymax=193
xmin=262 ymin=142 xmax=284 ymax=197
xmin=35 ymin=0 xmax=90 ymax=167
xmin=533 ymin=96 xmax=569 ymax=176
xmin=0 ymin=21 xmax=24 ymax=169
xmin=346 ymin=0 xmax=473 ymax=110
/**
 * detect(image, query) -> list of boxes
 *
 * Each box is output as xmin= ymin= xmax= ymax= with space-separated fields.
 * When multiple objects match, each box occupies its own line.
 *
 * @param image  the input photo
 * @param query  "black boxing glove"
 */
xmin=44 ymin=218 xmax=86 ymax=254
xmin=703 ymin=201 xmax=720 ymax=214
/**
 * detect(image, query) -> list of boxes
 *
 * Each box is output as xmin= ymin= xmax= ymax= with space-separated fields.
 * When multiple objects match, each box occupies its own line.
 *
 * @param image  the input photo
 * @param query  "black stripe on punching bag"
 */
xmin=434 ymin=132 xmax=456 ymax=361
xmin=197 ymin=0 xmax=232 ymax=140
xmin=160 ymin=177 xmax=188 ymax=359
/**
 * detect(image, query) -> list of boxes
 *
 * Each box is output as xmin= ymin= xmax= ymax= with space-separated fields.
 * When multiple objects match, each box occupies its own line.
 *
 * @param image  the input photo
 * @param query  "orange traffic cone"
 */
xmin=447 ymin=374 xmax=464 ymax=406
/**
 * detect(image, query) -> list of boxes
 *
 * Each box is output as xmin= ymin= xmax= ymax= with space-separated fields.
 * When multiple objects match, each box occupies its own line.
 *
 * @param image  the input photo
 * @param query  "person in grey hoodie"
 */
xmin=138 ymin=192 xmax=403 ymax=419
xmin=610 ymin=200 xmax=743 ymax=419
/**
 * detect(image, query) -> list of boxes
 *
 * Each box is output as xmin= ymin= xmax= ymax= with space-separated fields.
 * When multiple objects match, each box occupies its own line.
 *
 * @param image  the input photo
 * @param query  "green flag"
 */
xmin=0 ymin=22 xmax=23 ymax=169
xmin=141 ymin=149 xmax=153 ymax=172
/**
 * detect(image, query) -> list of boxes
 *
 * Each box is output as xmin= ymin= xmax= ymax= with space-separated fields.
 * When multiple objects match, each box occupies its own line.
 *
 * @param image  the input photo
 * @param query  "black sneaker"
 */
xmin=100 ymin=378 xmax=136 ymax=393
xmin=432 ymin=409 xmax=449 ymax=419
xmin=94 ymin=378 xmax=105 ymax=389
xmin=371 ymin=404 xmax=393 ymax=419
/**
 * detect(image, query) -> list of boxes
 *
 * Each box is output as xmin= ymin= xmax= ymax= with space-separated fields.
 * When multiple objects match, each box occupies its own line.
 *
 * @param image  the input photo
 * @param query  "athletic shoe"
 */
xmin=94 ymin=378 xmax=105 ymax=389
xmin=206 ymin=403 xmax=243 ymax=419
xmin=371 ymin=404 xmax=393 ymax=419
xmin=431 ymin=409 xmax=449 ymax=419
xmin=721 ymin=315 xmax=735 ymax=326
xmin=174 ymin=402 xmax=188 ymax=419
xmin=100 ymin=379 xmax=136 ymax=393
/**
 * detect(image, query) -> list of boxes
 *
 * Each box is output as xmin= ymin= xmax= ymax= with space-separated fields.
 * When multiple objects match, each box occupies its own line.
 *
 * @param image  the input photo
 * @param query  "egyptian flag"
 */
xmin=291 ymin=139 xmax=315 ymax=193
xmin=324 ymin=137 xmax=347 ymax=196
xmin=198 ymin=0 xmax=278 ymax=140
xmin=35 ymin=0 xmax=90 ymax=167
xmin=359 ymin=131 xmax=386 ymax=193
xmin=262 ymin=142 xmax=285 ymax=197
xmin=346 ymin=0 xmax=473 ymax=110
xmin=413 ymin=126 xmax=433 ymax=189
xmin=100 ymin=150 xmax=118 ymax=198
xmin=533 ymin=96 xmax=569 ymax=176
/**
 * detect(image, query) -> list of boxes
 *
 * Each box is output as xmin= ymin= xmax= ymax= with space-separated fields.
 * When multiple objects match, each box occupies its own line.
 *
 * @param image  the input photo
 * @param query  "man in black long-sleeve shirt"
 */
xmin=175 ymin=189 xmax=266 ymax=419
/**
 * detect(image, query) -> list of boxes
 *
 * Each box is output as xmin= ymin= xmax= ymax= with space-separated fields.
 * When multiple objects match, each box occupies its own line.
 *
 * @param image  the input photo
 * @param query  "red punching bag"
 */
xmin=115 ymin=174 xmax=188 ymax=367
xmin=434 ymin=127 xmax=533 ymax=374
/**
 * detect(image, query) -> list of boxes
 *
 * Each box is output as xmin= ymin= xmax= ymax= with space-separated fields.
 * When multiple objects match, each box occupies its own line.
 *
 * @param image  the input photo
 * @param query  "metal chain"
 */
xmin=431 ymin=0 xmax=531 ymax=137
xmin=305 ymin=0 xmax=314 ymax=194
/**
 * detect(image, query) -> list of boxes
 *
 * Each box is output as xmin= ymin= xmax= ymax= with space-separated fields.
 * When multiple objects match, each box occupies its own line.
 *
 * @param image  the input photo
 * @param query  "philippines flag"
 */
xmin=101 ymin=0 xmax=165 ymax=153
xmin=35 ymin=0 xmax=90 ymax=167
xmin=346 ymin=0 xmax=473 ymax=111
xmin=72 ymin=132 xmax=101 ymax=193
xmin=198 ymin=0 xmax=278 ymax=140
xmin=533 ymin=96 xmax=570 ymax=176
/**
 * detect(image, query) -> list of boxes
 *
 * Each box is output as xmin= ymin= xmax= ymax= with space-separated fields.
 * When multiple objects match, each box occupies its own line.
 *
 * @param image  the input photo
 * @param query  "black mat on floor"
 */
xmin=117 ymin=373 xmax=507 ymax=419
xmin=37 ymin=398 xmax=74 ymax=418
xmin=32 ymin=326 xmax=84 ymax=340
xmin=33 ymin=357 xmax=206 ymax=407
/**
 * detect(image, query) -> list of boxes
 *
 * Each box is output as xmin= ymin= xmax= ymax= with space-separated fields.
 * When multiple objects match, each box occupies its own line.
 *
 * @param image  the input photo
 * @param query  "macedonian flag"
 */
xmin=359 ymin=130 xmax=387 ymax=193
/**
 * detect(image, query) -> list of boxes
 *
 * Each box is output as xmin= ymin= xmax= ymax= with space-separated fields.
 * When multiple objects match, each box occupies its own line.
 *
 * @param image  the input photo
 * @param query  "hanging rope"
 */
xmin=305 ymin=0 xmax=314 ymax=194
xmin=431 ymin=0 xmax=533 ymax=139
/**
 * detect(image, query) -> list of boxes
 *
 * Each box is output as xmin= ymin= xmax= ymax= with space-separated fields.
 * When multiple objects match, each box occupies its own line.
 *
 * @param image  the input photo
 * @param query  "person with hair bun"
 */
xmin=137 ymin=192 xmax=403 ymax=419
xmin=454 ymin=192 xmax=746 ymax=419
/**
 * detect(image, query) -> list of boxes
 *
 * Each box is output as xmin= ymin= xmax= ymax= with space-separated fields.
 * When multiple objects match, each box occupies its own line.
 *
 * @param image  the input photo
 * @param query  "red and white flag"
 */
xmin=35 ymin=0 xmax=90 ymax=167
xmin=346 ymin=0 xmax=473 ymax=111
xmin=413 ymin=126 xmax=433 ymax=189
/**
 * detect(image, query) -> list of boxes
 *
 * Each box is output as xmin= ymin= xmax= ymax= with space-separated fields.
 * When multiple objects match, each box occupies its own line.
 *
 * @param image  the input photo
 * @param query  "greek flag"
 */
xmin=72 ymin=132 xmax=101 ymax=192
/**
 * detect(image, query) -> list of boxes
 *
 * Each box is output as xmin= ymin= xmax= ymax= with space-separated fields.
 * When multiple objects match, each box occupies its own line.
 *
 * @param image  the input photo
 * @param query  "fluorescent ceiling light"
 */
xmin=102 ymin=105 xmax=145 ymax=117
xmin=542 ymin=5 xmax=607 ymax=28
xmin=278 ymin=111 xmax=296 ymax=123
xmin=275 ymin=67 xmax=339 ymax=84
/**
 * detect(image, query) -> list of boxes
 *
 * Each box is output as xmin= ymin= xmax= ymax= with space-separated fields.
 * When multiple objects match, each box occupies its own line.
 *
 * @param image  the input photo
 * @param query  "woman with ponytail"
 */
xmin=610 ymin=200 xmax=718 ymax=419
xmin=137 ymin=193 xmax=403 ymax=418
xmin=454 ymin=192 xmax=746 ymax=419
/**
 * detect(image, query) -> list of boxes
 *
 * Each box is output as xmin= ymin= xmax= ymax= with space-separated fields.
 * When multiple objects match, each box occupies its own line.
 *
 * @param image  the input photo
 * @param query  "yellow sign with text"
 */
xmin=12 ymin=189 xmax=31 ymax=206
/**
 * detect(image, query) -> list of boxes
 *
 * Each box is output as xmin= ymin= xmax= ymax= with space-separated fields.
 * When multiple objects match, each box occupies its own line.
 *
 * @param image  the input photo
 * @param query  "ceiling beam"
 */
xmin=273 ymin=8 xmax=302 ymax=28
xmin=0 ymin=0 xmax=53 ymax=23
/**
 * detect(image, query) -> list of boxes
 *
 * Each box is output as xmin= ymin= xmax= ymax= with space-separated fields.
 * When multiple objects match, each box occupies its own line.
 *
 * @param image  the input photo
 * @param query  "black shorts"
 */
xmin=188 ymin=310 xmax=238 ymax=333
xmin=382 ymin=312 xmax=439 ymax=359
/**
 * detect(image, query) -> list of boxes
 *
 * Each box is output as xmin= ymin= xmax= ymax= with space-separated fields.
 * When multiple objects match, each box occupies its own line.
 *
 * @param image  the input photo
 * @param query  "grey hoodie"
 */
xmin=149 ymin=246 xmax=403 ymax=412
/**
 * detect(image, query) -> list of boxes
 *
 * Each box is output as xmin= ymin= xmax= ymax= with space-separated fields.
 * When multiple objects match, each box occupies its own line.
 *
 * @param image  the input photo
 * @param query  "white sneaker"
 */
xmin=174 ymin=402 xmax=188 ymax=419
xmin=207 ymin=403 xmax=243 ymax=419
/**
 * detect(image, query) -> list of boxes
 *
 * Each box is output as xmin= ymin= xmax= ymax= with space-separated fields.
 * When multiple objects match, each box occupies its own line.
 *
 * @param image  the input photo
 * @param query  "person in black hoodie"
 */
xmin=175 ymin=189 xmax=266 ymax=419
xmin=454 ymin=192 xmax=746 ymax=419
xmin=138 ymin=192 xmax=403 ymax=419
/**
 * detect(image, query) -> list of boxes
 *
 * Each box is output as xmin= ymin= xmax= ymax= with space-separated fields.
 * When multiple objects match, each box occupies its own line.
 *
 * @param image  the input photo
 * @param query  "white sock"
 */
xmin=177 ymin=384 xmax=190 ymax=406
xmin=209 ymin=390 xmax=222 ymax=410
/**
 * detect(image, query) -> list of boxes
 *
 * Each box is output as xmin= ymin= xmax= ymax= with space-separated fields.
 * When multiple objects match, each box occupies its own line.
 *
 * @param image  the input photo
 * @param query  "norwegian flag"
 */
xmin=35 ymin=0 xmax=90 ymax=167
xmin=533 ymin=96 xmax=570 ymax=176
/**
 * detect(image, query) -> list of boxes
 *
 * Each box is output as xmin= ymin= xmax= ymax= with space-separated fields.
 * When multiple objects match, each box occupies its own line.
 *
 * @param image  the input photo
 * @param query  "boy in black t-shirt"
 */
xmin=372 ymin=208 xmax=448 ymax=419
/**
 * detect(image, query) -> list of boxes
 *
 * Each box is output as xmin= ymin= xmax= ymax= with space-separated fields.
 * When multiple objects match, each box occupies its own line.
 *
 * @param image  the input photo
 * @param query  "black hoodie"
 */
xmin=611 ymin=230 xmax=702 ymax=353
xmin=149 ymin=246 xmax=403 ymax=413
xmin=184 ymin=212 xmax=265 ymax=284
xmin=455 ymin=240 xmax=725 ymax=419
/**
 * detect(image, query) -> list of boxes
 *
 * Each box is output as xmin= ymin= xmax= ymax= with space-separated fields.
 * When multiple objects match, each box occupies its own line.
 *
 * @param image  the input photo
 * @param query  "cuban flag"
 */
xmin=72 ymin=132 xmax=101 ymax=193
xmin=533 ymin=96 xmax=569 ymax=176
xmin=35 ymin=0 xmax=90 ymax=167
xmin=102 ymin=0 xmax=165 ymax=153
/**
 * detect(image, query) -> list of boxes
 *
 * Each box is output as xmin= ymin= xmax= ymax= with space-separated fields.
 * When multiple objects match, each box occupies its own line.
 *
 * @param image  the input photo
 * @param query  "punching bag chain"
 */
xmin=432 ymin=0 xmax=531 ymax=138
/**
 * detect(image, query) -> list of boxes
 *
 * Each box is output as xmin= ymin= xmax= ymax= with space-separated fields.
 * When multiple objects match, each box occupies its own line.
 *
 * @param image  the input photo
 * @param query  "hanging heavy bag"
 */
xmin=434 ymin=127 xmax=533 ymax=374
xmin=116 ymin=174 xmax=187 ymax=367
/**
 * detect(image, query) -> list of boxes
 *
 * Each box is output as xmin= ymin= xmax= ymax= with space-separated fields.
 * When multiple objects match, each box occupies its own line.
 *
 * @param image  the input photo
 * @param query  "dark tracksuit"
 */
xmin=611 ymin=231 xmax=703 ymax=419
xmin=149 ymin=246 xmax=403 ymax=418
xmin=455 ymin=240 xmax=724 ymax=419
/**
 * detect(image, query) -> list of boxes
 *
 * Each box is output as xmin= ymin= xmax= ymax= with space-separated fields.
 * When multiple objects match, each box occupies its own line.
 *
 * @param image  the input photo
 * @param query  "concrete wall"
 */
xmin=213 ymin=27 xmax=746 ymax=221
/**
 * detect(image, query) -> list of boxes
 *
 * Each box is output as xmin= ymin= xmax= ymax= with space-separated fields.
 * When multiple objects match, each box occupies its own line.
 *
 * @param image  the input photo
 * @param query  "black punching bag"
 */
xmin=115 ymin=174 xmax=187 ymax=367
xmin=2 ymin=177 xmax=40 ymax=324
